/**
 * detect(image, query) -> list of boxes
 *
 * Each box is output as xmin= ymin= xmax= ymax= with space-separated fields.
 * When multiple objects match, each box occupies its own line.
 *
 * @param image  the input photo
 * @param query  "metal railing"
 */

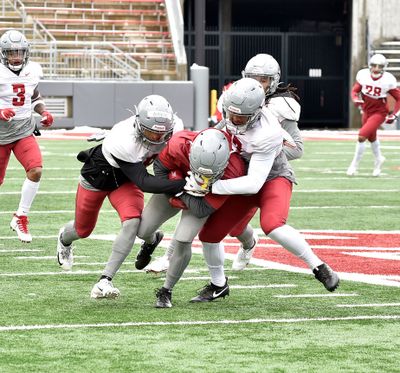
xmin=2 ymin=0 xmax=142 ymax=80
xmin=31 ymin=43 xmax=141 ymax=80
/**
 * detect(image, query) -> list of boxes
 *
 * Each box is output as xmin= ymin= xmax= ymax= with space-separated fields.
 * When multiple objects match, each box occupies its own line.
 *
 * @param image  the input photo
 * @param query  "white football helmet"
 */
xmin=189 ymin=128 xmax=230 ymax=182
xmin=0 ymin=30 xmax=30 ymax=72
xmin=368 ymin=54 xmax=388 ymax=78
xmin=135 ymin=95 xmax=175 ymax=152
xmin=242 ymin=54 xmax=281 ymax=96
xmin=222 ymin=78 xmax=265 ymax=135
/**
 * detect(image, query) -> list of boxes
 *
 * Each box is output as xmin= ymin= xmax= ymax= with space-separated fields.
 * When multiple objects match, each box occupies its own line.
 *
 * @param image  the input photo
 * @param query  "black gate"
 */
xmin=185 ymin=30 xmax=349 ymax=129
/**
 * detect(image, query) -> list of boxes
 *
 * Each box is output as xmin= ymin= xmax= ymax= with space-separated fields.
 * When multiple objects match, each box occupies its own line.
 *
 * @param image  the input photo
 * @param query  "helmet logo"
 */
xmin=147 ymin=110 xmax=172 ymax=120
xmin=227 ymin=105 xmax=242 ymax=114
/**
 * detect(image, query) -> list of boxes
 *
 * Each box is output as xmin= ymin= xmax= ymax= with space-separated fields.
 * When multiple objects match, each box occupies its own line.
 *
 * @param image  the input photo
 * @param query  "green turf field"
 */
xmin=1 ymin=136 xmax=399 ymax=372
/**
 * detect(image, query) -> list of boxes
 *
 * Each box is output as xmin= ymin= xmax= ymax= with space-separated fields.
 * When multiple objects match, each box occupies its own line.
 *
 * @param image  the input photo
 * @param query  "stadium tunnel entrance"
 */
xmin=184 ymin=0 xmax=352 ymax=129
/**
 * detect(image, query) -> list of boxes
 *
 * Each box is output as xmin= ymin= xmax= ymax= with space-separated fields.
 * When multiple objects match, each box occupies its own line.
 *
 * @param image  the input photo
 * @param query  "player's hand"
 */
xmin=352 ymin=98 xmax=364 ymax=108
xmin=183 ymin=171 xmax=211 ymax=197
xmin=385 ymin=113 xmax=397 ymax=124
xmin=0 ymin=108 xmax=16 ymax=121
xmin=169 ymin=197 xmax=188 ymax=210
xmin=40 ymin=111 xmax=54 ymax=127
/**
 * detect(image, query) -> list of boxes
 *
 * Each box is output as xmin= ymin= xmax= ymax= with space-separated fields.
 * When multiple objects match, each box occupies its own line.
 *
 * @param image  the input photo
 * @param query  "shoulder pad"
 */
xmin=267 ymin=96 xmax=301 ymax=122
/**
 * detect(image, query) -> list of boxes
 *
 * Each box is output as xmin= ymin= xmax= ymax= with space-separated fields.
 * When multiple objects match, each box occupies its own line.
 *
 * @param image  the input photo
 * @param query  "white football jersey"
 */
xmin=356 ymin=68 xmax=397 ymax=99
xmin=0 ymin=61 xmax=43 ymax=120
xmin=212 ymin=107 xmax=283 ymax=195
xmin=267 ymin=96 xmax=301 ymax=122
xmin=102 ymin=114 xmax=183 ymax=167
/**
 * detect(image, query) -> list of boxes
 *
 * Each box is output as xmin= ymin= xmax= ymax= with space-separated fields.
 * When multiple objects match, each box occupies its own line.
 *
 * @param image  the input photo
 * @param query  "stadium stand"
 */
xmin=0 ymin=0 xmax=179 ymax=80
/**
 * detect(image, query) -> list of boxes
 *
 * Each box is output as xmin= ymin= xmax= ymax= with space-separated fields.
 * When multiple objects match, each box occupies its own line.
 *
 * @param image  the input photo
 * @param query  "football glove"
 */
xmin=40 ymin=111 xmax=54 ymax=127
xmin=0 ymin=108 xmax=16 ymax=121
xmin=385 ymin=113 xmax=397 ymax=124
xmin=183 ymin=171 xmax=211 ymax=197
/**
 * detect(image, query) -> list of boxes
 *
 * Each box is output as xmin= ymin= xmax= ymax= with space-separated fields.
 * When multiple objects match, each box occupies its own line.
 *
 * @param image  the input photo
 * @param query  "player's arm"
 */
xmin=388 ymin=88 xmax=400 ymax=115
xmin=113 ymin=156 xmax=185 ymax=194
xmin=351 ymin=82 xmax=364 ymax=107
xmin=212 ymin=150 xmax=276 ymax=195
xmin=281 ymin=119 xmax=304 ymax=160
xmin=154 ymin=158 xmax=219 ymax=218
xmin=31 ymin=86 xmax=54 ymax=127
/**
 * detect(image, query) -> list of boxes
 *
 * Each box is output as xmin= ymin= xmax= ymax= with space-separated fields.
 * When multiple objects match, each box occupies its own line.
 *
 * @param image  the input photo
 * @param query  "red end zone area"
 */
xmin=190 ymin=231 xmax=400 ymax=287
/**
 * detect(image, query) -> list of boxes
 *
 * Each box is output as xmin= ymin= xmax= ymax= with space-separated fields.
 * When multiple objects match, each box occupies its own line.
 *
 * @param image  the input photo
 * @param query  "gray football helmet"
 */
xmin=242 ymin=54 xmax=281 ymax=96
xmin=189 ymin=128 xmax=230 ymax=182
xmin=368 ymin=53 xmax=387 ymax=78
xmin=222 ymin=78 xmax=265 ymax=135
xmin=0 ymin=30 xmax=30 ymax=72
xmin=135 ymin=94 xmax=175 ymax=151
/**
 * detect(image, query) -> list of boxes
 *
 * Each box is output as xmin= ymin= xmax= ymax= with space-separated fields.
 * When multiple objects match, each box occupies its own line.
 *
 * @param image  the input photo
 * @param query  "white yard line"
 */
xmin=1 ymin=315 xmax=400 ymax=332
xmin=336 ymin=303 xmax=400 ymax=308
xmin=274 ymin=293 xmax=358 ymax=298
xmin=230 ymin=284 xmax=297 ymax=289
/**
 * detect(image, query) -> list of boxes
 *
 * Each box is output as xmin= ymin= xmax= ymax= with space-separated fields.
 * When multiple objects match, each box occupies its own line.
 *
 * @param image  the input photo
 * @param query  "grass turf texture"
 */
xmin=1 ymin=137 xmax=399 ymax=372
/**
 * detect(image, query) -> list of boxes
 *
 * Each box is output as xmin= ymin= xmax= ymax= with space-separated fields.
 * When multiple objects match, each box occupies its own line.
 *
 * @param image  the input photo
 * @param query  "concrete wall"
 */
xmin=38 ymin=80 xmax=194 ymax=129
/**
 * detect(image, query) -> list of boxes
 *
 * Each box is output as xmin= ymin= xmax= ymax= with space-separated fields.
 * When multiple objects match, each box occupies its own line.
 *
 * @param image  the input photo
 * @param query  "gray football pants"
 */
xmin=138 ymin=194 xmax=207 ymax=290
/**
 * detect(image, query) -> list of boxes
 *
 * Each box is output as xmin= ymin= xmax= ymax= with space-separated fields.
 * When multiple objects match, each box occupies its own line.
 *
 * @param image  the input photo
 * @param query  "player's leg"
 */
xmin=58 ymin=183 xmax=107 ymax=270
xmin=135 ymin=193 xmax=180 ymax=270
xmin=10 ymin=136 xmax=42 ymax=242
xmin=363 ymin=113 xmax=387 ymax=176
xmin=229 ymin=207 xmax=259 ymax=270
xmin=260 ymin=177 xmax=340 ymax=291
xmin=195 ymin=195 xmax=257 ymax=300
xmin=155 ymin=211 xmax=207 ymax=308
xmin=91 ymin=183 xmax=143 ymax=299
xmin=347 ymin=112 xmax=368 ymax=176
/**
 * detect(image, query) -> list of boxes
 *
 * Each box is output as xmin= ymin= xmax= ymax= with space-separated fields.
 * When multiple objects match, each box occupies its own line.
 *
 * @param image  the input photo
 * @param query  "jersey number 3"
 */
xmin=12 ymin=83 xmax=25 ymax=106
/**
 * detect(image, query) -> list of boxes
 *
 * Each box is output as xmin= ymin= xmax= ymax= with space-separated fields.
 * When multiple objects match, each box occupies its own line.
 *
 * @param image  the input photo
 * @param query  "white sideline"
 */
xmin=1 ymin=315 xmax=400 ymax=332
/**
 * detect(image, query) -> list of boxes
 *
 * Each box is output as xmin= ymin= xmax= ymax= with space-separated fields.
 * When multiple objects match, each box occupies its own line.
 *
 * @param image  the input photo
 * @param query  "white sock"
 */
xmin=202 ymin=242 xmax=226 ymax=286
xmin=236 ymin=224 xmax=255 ymax=250
xmin=351 ymin=141 xmax=366 ymax=166
xmin=16 ymin=178 xmax=40 ymax=216
xmin=370 ymin=140 xmax=382 ymax=160
xmin=268 ymin=225 xmax=323 ymax=270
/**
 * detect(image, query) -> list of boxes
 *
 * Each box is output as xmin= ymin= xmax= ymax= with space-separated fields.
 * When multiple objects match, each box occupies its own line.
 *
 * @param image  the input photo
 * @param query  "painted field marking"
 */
xmin=15 ymin=256 xmax=89 ymax=260
xmin=0 ymin=249 xmax=43 ymax=253
xmin=1 ymin=315 xmax=400 ymax=332
xmin=230 ymin=284 xmax=297 ymax=289
xmin=336 ymin=303 xmax=400 ymax=308
xmin=343 ymin=252 xmax=400 ymax=260
xmin=274 ymin=293 xmax=358 ymax=298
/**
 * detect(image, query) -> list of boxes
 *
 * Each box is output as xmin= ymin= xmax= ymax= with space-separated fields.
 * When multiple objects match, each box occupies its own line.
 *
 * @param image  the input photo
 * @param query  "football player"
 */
xmin=56 ymin=95 xmax=185 ymax=299
xmin=133 ymin=128 xmax=246 ymax=307
xmin=145 ymin=53 xmax=304 ymax=273
xmin=0 ymin=29 xmax=54 ymax=242
xmin=347 ymin=53 xmax=400 ymax=177
xmin=185 ymin=78 xmax=340 ymax=298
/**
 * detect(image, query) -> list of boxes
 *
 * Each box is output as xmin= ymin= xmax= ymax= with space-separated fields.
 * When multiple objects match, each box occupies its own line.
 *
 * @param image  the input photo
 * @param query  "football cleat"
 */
xmin=57 ymin=227 xmax=74 ymax=271
xmin=372 ymin=156 xmax=385 ymax=177
xmin=232 ymin=232 xmax=259 ymax=270
xmin=145 ymin=255 xmax=170 ymax=274
xmin=155 ymin=287 xmax=172 ymax=308
xmin=346 ymin=163 xmax=357 ymax=176
xmin=10 ymin=214 xmax=32 ymax=243
xmin=135 ymin=231 xmax=164 ymax=270
xmin=313 ymin=263 xmax=340 ymax=292
xmin=90 ymin=278 xmax=120 ymax=299
xmin=190 ymin=277 xmax=230 ymax=302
